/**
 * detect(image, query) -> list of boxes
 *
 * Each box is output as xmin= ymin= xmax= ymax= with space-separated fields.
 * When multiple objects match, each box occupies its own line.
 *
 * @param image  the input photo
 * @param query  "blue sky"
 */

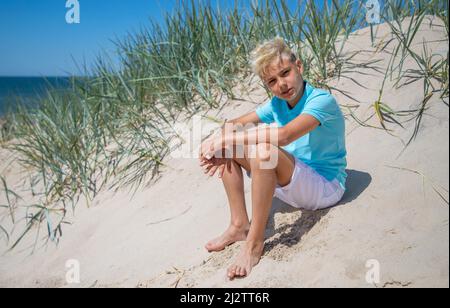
xmin=0 ymin=0 xmax=265 ymax=76
xmin=0 ymin=0 xmax=180 ymax=76
xmin=0 ymin=0 xmax=318 ymax=76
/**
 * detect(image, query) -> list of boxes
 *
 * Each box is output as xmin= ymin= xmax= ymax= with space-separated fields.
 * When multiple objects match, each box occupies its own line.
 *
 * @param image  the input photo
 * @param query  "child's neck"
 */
xmin=287 ymin=80 xmax=306 ymax=110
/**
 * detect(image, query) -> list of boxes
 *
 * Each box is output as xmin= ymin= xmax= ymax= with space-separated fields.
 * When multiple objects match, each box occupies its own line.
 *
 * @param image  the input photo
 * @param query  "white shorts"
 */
xmin=246 ymin=157 xmax=345 ymax=211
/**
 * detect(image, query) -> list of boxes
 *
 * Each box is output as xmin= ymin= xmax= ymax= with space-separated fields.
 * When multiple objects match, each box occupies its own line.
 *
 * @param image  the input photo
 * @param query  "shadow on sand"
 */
xmin=263 ymin=169 xmax=372 ymax=253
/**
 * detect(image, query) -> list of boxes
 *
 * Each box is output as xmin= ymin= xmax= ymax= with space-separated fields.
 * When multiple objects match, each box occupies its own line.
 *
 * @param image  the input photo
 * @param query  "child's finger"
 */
xmin=209 ymin=165 xmax=218 ymax=177
xmin=218 ymin=165 xmax=225 ymax=178
xmin=201 ymin=160 xmax=214 ymax=169
xmin=203 ymin=164 xmax=213 ymax=173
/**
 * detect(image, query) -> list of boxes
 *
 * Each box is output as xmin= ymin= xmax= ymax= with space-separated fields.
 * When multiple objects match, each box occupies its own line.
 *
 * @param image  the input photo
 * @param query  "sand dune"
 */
xmin=0 ymin=17 xmax=448 ymax=288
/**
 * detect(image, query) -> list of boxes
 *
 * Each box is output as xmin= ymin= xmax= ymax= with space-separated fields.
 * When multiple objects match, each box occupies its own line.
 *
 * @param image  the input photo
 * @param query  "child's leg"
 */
xmin=228 ymin=143 xmax=295 ymax=279
xmin=222 ymin=159 xmax=250 ymax=228
xmin=205 ymin=158 xmax=251 ymax=252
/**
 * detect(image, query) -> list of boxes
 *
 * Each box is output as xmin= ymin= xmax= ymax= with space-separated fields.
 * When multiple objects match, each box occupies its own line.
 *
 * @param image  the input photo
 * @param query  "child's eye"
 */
xmin=268 ymin=80 xmax=276 ymax=85
xmin=282 ymin=70 xmax=290 ymax=76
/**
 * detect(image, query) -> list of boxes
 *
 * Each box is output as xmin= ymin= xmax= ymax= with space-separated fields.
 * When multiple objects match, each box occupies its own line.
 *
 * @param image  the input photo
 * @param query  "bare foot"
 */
xmin=227 ymin=241 xmax=264 ymax=280
xmin=205 ymin=225 xmax=249 ymax=252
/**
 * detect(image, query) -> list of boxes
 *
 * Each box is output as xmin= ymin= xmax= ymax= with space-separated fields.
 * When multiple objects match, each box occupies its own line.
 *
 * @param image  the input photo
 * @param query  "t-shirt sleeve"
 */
xmin=301 ymin=94 xmax=338 ymax=126
xmin=255 ymin=99 xmax=275 ymax=124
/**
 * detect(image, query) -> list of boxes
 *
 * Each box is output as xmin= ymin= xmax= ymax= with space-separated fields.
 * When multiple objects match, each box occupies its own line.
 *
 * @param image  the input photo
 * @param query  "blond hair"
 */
xmin=250 ymin=37 xmax=298 ymax=79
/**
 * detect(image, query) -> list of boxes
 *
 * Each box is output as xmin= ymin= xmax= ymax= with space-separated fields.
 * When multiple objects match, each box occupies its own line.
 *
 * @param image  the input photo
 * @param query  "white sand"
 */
xmin=0 ymin=17 xmax=448 ymax=288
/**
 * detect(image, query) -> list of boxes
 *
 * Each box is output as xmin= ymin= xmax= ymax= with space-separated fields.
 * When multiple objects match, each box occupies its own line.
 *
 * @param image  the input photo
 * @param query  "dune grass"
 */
xmin=0 ymin=0 xmax=448 ymax=249
xmin=369 ymin=0 xmax=448 ymax=156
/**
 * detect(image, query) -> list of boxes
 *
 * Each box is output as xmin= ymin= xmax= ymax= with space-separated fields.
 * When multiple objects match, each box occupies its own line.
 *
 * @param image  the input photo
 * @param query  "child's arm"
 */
xmin=227 ymin=111 xmax=264 ymax=127
xmin=202 ymin=114 xmax=319 ymax=160
xmin=202 ymin=111 xmax=260 ymax=146
xmin=202 ymin=111 xmax=262 ymax=155
xmin=199 ymin=111 xmax=263 ymax=177
xmin=214 ymin=111 xmax=263 ymax=138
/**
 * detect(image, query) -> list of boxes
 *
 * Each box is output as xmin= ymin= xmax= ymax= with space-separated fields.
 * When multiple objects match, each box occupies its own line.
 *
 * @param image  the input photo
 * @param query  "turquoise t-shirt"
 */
xmin=256 ymin=81 xmax=347 ymax=191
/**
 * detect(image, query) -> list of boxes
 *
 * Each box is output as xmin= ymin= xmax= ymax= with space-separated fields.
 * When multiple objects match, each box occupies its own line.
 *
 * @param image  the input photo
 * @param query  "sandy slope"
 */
xmin=0 ymin=17 xmax=448 ymax=288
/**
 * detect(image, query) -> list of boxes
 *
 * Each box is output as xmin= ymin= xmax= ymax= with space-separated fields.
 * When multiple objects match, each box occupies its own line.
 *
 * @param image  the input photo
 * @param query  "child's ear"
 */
xmin=296 ymin=59 xmax=304 ymax=74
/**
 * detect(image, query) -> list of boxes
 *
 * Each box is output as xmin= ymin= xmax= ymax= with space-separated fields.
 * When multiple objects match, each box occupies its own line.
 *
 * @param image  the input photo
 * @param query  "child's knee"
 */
xmin=250 ymin=143 xmax=279 ymax=169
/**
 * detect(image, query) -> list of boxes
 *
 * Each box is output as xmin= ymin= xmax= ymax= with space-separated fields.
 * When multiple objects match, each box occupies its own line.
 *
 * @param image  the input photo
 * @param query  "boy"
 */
xmin=199 ymin=37 xmax=347 ymax=280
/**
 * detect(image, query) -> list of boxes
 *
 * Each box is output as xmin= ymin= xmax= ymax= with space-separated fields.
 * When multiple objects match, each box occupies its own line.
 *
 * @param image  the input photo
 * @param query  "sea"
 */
xmin=0 ymin=77 xmax=72 ymax=116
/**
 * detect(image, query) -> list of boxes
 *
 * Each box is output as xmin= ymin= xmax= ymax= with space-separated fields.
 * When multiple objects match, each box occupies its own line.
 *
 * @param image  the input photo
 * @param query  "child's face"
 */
xmin=263 ymin=57 xmax=304 ymax=103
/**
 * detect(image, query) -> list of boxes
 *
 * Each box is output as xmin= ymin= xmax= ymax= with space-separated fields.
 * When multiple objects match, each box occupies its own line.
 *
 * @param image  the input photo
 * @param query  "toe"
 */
xmin=206 ymin=240 xmax=223 ymax=252
xmin=245 ymin=266 xmax=251 ymax=276
xmin=235 ymin=266 xmax=242 ymax=277
xmin=227 ymin=266 xmax=236 ymax=279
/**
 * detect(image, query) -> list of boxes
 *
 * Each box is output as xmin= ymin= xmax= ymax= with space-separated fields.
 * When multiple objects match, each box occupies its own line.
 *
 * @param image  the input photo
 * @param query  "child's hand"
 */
xmin=199 ymin=134 xmax=233 ymax=178
xmin=199 ymin=137 xmax=214 ymax=161
xmin=199 ymin=135 xmax=227 ymax=161
xmin=200 ymin=156 xmax=232 ymax=178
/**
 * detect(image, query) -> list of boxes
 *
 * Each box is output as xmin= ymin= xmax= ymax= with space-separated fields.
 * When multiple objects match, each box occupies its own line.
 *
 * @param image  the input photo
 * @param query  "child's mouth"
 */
xmin=282 ymin=88 xmax=293 ymax=96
